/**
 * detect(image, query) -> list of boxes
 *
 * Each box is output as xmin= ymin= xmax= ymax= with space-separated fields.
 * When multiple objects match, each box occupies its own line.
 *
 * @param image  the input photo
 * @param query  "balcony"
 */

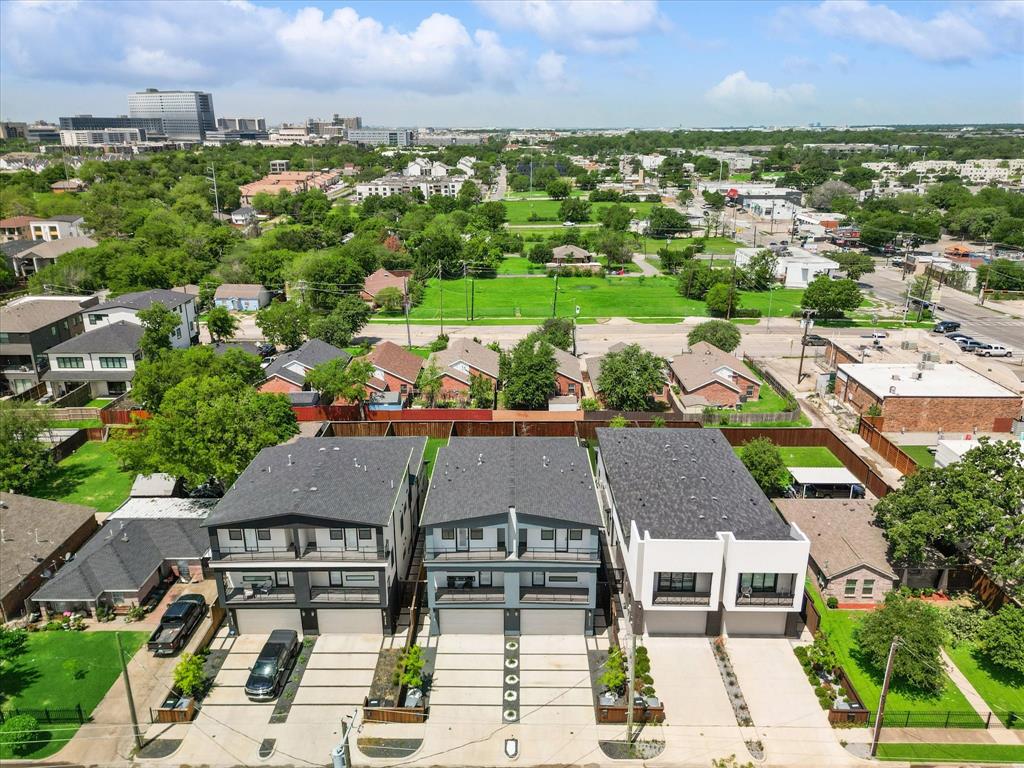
xmin=519 ymin=587 xmax=589 ymax=604
xmin=300 ymin=544 xmax=386 ymax=562
xmin=735 ymin=591 xmax=795 ymax=607
xmin=427 ymin=547 xmax=508 ymax=562
xmin=225 ymin=586 xmax=295 ymax=603
xmin=310 ymin=586 xmax=379 ymax=604
xmin=435 ymin=587 xmax=505 ymax=604
xmin=518 ymin=545 xmax=599 ymax=562
xmin=653 ymin=591 xmax=713 ymax=606
xmin=212 ymin=545 xmax=296 ymax=562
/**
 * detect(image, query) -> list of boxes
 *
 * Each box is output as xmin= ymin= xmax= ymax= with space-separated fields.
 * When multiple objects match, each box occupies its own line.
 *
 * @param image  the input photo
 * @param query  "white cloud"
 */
xmin=476 ymin=0 xmax=668 ymax=53
xmin=705 ymin=71 xmax=815 ymax=108
xmin=828 ymin=53 xmax=851 ymax=71
xmin=535 ymin=50 xmax=573 ymax=91
xmin=805 ymin=1 xmax=990 ymax=63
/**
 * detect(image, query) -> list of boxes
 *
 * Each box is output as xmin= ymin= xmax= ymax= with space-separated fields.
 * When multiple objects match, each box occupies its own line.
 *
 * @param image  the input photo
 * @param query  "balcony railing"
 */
xmin=225 ymin=586 xmax=295 ymax=603
xmin=435 ymin=587 xmax=504 ymax=603
xmin=301 ymin=544 xmax=386 ymax=562
xmin=653 ymin=591 xmax=712 ymax=606
xmin=735 ymin=591 xmax=795 ymax=606
xmin=213 ymin=545 xmax=296 ymax=561
xmin=519 ymin=587 xmax=589 ymax=604
xmin=518 ymin=545 xmax=599 ymax=562
xmin=310 ymin=586 xmax=380 ymax=603
xmin=427 ymin=547 xmax=508 ymax=562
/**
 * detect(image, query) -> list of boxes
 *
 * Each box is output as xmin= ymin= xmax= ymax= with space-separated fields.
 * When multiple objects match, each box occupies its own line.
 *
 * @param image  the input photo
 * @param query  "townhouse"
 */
xmin=596 ymin=428 xmax=810 ymax=637
xmin=203 ymin=437 xmax=427 ymax=635
xmin=0 ymin=294 xmax=93 ymax=395
xmin=83 ymin=289 xmax=198 ymax=348
xmin=41 ymin=320 xmax=143 ymax=398
xmin=421 ymin=437 xmax=603 ymax=635
xmin=29 ymin=214 xmax=88 ymax=241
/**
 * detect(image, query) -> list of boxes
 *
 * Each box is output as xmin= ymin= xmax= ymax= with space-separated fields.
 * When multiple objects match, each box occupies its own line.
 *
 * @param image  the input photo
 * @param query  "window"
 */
xmin=275 ymin=571 xmax=290 ymax=585
xmin=0 ymin=333 xmax=7 ymax=344
xmin=740 ymin=573 xmax=778 ymax=593
xmin=358 ymin=528 xmax=373 ymax=540
xmin=470 ymin=528 xmax=483 ymax=540
xmin=540 ymin=529 xmax=554 ymax=541
xmin=256 ymin=529 xmax=271 ymax=541
xmin=227 ymin=529 xmax=242 ymax=541
xmin=657 ymin=572 xmax=696 ymax=592
xmin=56 ymin=356 xmax=84 ymax=369
xmin=400 ymin=384 xmax=408 ymax=396
xmin=479 ymin=571 xmax=492 ymax=587
xmin=548 ymin=574 xmax=578 ymax=583
xmin=532 ymin=571 xmax=545 ymax=586
xmin=175 ymin=327 xmax=182 ymax=339
xmin=329 ymin=571 xmax=343 ymax=586
xmin=844 ymin=579 xmax=857 ymax=597
xmin=50 ymin=326 xmax=57 ymax=336
xmin=88 ymin=314 xmax=107 ymax=325
xmin=861 ymin=579 xmax=875 ymax=597
xmin=569 ymin=529 xmax=583 ymax=541
xmin=746 ymin=385 xmax=754 ymax=396
xmin=329 ymin=529 xmax=343 ymax=540
xmin=441 ymin=528 xmax=455 ymax=540
xmin=99 ymin=356 xmax=127 ymax=369
xmin=447 ymin=574 xmax=475 ymax=589
xmin=568 ymin=383 xmax=576 ymax=395
xmin=344 ymin=572 xmax=378 ymax=584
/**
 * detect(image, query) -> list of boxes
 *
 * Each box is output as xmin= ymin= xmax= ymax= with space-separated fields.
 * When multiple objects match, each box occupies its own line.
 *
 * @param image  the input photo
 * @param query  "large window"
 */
xmin=657 ymin=572 xmax=696 ymax=592
xmin=56 ymin=356 xmax=84 ymax=369
xmin=740 ymin=573 xmax=779 ymax=593
xmin=358 ymin=528 xmax=372 ymax=540
xmin=329 ymin=529 xmax=343 ymax=540
xmin=861 ymin=579 xmax=875 ymax=597
xmin=256 ymin=529 xmax=271 ymax=541
xmin=99 ymin=356 xmax=127 ymax=369
xmin=441 ymin=528 xmax=455 ymax=540
xmin=470 ymin=528 xmax=483 ymax=540
xmin=844 ymin=579 xmax=857 ymax=597
xmin=540 ymin=529 xmax=554 ymax=541
xmin=88 ymin=313 xmax=108 ymax=325
xmin=227 ymin=529 xmax=242 ymax=541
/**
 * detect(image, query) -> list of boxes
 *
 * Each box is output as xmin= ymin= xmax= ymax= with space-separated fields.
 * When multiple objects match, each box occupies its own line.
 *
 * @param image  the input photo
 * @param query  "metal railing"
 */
xmin=519 ymin=587 xmax=589 ymax=604
xmin=735 ymin=591 xmax=795 ymax=606
xmin=225 ymin=586 xmax=295 ymax=603
xmin=653 ymin=591 xmax=712 ymax=606
xmin=212 ymin=545 xmax=296 ymax=561
xmin=309 ymin=586 xmax=379 ymax=603
xmin=434 ymin=587 xmax=504 ymax=603
xmin=518 ymin=545 xmax=599 ymax=561
xmin=426 ymin=547 xmax=508 ymax=561
xmin=301 ymin=544 xmax=386 ymax=562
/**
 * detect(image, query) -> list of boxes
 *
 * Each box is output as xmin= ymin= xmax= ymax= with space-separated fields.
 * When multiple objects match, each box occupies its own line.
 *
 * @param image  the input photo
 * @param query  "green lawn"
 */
xmin=640 ymin=236 xmax=742 ymax=255
xmin=408 ymin=276 xmax=803 ymax=322
xmin=84 ymin=398 xmax=114 ymax=409
xmin=29 ymin=441 xmax=135 ymax=513
xmin=0 ymin=631 xmax=148 ymax=759
xmin=876 ymin=743 xmax=1024 ymax=763
xmin=900 ymin=445 xmax=936 ymax=468
xmin=423 ymin=437 xmax=448 ymax=478
xmin=945 ymin=643 xmax=1024 ymax=727
xmin=807 ymin=581 xmax=983 ymax=720
xmin=733 ymin=445 xmax=841 ymax=467
xmin=503 ymin=199 xmax=656 ymax=225
xmin=503 ymin=190 xmax=586 ymax=200
xmin=53 ymin=419 xmax=103 ymax=429
xmin=496 ymin=256 xmax=545 ymax=275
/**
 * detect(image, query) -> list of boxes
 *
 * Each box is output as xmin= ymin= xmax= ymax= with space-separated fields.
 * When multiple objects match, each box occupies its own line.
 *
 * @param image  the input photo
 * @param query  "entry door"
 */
xmin=555 ymin=529 xmax=569 ymax=553
xmin=344 ymin=529 xmax=359 ymax=551
xmin=504 ymin=608 xmax=520 ymax=634
xmin=243 ymin=529 xmax=259 ymax=552
xmin=300 ymin=608 xmax=319 ymax=635
xmin=456 ymin=528 xmax=469 ymax=552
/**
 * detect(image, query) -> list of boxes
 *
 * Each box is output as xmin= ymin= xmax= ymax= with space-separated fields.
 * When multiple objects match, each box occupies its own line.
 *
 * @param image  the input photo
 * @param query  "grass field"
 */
xmin=945 ymin=643 xmax=1024 ymax=727
xmin=900 ymin=445 xmax=936 ymax=468
xmin=52 ymin=419 xmax=103 ymax=429
xmin=0 ymin=631 xmax=148 ymax=759
xmin=496 ymin=256 xmax=545 ymax=274
xmin=503 ymin=199 xmax=656 ymax=225
xmin=875 ymin=743 xmax=1024 ymax=763
xmin=640 ymin=236 xmax=741 ymax=255
xmin=84 ymin=398 xmax=114 ymax=409
xmin=733 ymin=445 xmax=842 ymax=466
xmin=503 ymin=190 xmax=586 ymax=200
xmin=408 ymin=276 xmax=803 ymax=322
xmin=29 ymin=441 xmax=135 ymax=513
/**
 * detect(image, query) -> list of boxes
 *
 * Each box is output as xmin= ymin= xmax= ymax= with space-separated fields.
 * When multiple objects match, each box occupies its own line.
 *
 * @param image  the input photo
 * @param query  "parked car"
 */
xmin=244 ymin=630 xmax=299 ymax=701
xmin=958 ymin=339 xmax=986 ymax=353
xmin=562 ymin=221 xmax=575 ymax=227
xmin=933 ymin=320 xmax=962 ymax=333
xmin=975 ymin=343 xmax=1013 ymax=358
xmin=947 ymin=333 xmax=972 ymax=344
xmin=147 ymin=594 xmax=207 ymax=656
xmin=802 ymin=334 xmax=828 ymax=347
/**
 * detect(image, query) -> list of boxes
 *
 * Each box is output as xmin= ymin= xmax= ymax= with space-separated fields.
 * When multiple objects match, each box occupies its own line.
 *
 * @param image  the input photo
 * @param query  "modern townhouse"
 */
xmin=29 ymin=214 xmax=88 ymax=241
xmin=41 ymin=321 xmax=143 ymax=398
xmin=0 ymin=294 xmax=93 ymax=395
xmin=421 ymin=437 xmax=603 ymax=636
xmin=83 ymin=289 xmax=198 ymax=348
xmin=203 ymin=437 xmax=427 ymax=635
xmin=596 ymin=428 xmax=810 ymax=637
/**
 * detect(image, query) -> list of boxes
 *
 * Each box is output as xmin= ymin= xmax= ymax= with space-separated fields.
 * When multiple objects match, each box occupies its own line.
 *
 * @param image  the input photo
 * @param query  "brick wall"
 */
xmin=259 ymin=377 xmax=302 ymax=394
xmin=554 ymin=373 xmax=582 ymax=398
xmin=820 ymin=566 xmax=895 ymax=604
xmin=882 ymin=396 xmax=1021 ymax=433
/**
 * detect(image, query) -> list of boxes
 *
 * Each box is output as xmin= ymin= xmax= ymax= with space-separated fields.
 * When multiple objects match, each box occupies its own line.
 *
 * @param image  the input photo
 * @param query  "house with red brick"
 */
xmin=552 ymin=346 xmax=584 ymax=399
xmin=361 ymin=268 xmax=411 ymax=305
xmin=363 ymin=341 xmax=425 ymax=403
xmin=258 ymin=339 xmax=350 ymax=399
xmin=548 ymin=244 xmax=601 ymax=273
xmin=668 ymin=342 xmax=760 ymax=407
xmin=835 ymin=362 xmax=1022 ymax=433
xmin=428 ymin=337 xmax=499 ymax=396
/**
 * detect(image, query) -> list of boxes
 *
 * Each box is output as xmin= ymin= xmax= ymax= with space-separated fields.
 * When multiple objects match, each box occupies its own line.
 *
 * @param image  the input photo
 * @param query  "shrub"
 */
xmin=0 ymin=714 xmax=39 ymax=755
xmin=580 ymin=397 xmax=600 ymax=412
xmin=599 ymin=647 xmax=627 ymax=695
xmin=826 ymin=596 xmax=839 ymax=609
xmin=976 ymin=605 xmax=1024 ymax=676
xmin=429 ymin=334 xmax=449 ymax=352
xmin=124 ymin=604 xmax=146 ymax=623
xmin=397 ymin=645 xmax=426 ymax=690
xmin=943 ymin=604 xmax=987 ymax=648
xmin=173 ymin=653 xmax=208 ymax=698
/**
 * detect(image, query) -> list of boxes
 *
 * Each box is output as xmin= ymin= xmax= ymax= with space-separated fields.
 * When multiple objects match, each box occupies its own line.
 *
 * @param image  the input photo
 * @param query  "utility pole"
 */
xmin=403 ymin=278 xmax=412 ymax=348
xmin=438 ymin=261 xmax=444 ymax=337
xmin=116 ymin=632 xmax=143 ymax=752
xmin=471 ymin=271 xmax=476 ymax=321
xmin=331 ymin=707 xmax=358 ymax=768
xmin=916 ymin=268 xmax=933 ymax=323
xmin=726 ymin=262 xmax=736 ymax=320
xmin=552 ymin=272 xmax=559 ymax=317
xmin=463 ymin=261 xmax=469 ymax=320
xmin=625 ymin=631 xmax=637 ymax=744
xmin=870 ymin=637 xmax=900 ymax=757
xmin=797 ymin=309 xmax=815 ymax=383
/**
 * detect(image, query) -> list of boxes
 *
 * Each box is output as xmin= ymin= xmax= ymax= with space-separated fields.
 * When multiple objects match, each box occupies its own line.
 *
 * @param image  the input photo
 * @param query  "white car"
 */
xmin=975 ymin=343 xmax=1013 ymax=357
xmin=562 ymin=221 xmax=576 ymax=227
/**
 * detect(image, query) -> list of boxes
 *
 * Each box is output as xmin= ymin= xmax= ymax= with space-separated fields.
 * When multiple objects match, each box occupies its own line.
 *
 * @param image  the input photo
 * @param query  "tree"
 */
xmin=374 ymin=286 xmax=405 ymax=314
xmin=597 ymin=344 xmax=666 ymax=411
xmin=256 ymin=301 xmax=310 ymax=349
xmin=0 ymin=626 xmax=28 ymax=666
xmin=528 ymin=243 xmax=553 ymax=265
xmin=702 ymin=190 xmax=725 ymax=210
xmin=503 ymin=338 xmax=557 ymax=410
xmin=595 ymin=230 xmax=632 ymax=266
xmin=0 ymin=402 xmax=53 ymax=494
xmin=648 ymin=205 xmax=690 ymax=238
xmin=308 ymin=296 xmax=372 ymax=347
xmin=534 ymin=317 xmax=574 ymax=351
xmin=830 ymin=251 xmax=875 ymax=280
xmin=476 ymin=201 xmax=507 ymax=230
xmin=558 ymin=197 xmax=592 ymax=223
xmin=456 ymin=181 xmax=482 ymax=209
xmin=173 ymin=653 xmax=208 ymax=697
xmin=137 ymin=302 xmax=180 ymax=359
xmin=688 ymin=320 xmax=741 ymax=352
xmin=705 ymin=282 xmax=739 ymax=317
xmin=418 ymin=361 xmax=444 ymax=406
xmin=545 ymin=179 xmax=571 ymax=199
xmin=807 ymin=180 xmax=857 ymax=211
xmin=468 ymin=373 xmax=495 ymax=409
xmin=976 ymin=605 xmax=1024 ymax=676
xmin=130 ymin=346 xmax=263 ymax=412
xmin=739 ymin=438 xmax=790 ymax=497
xmin=742 ymin=248 xmax=778 ymax=291
xmin=306 ymin=358 xmax=373 ymax=408
xmin=599 ymin=646 xmax=627 ymax=695
xmin=599 ymin=203 xmax=632 ymax=232
xmin=0 ymin=714 xmax=39 ymax=756
xmin=205 ymin=306 xmax=238 ymax=343
xmin=840 ymin=165 xmax=878 ymax=190
xmin=800 ymin=275 xmax=862 ymax=318
xmin=397 ymin=645 xmax=425 ymax=690
xmin=856 ymin=592 xmax=946 ymax=692
xmin=112 ymin=376 xmax=298 ymax=489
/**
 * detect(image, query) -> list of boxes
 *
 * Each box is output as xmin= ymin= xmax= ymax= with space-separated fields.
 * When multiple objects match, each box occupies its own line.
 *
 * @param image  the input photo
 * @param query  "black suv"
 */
xmin=933 ymin=320 xmax=961 ymax=334
xmin=802 ymin=334 xmax=828 ymax=347
xmin=245 ymin=630 xmax=299 ymax=701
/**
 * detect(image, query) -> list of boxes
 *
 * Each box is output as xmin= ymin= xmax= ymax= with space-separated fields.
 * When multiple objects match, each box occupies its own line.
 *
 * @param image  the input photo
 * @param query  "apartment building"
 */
xmin=29 ymin=215 xmax=87 ymax=241
xmin=60 ymin=128 xmax=146 ymax=147
xmin=422 ymin=438 xmax=603 ymax=635
xmin=83 ymin=289 xmax=197 ymax=348
xmin=239 ymin=169 xmax=341 ymax=206
xmin=597 ymin=428 xmax=810 ymax=637
xmin=128 ymin=88 xmax=215 ymax=141
xmin=346 ymin=128 xmax=417 ymax=147
xmin=356 ymin=175 xmax=466 ymax=201
xmin=204 ymin=437 xmax=427 ymax=635
xmin=0 ymin=295 xmax=93 ymax=395
xmin=217 ymin=117 xmax=267 ymax=132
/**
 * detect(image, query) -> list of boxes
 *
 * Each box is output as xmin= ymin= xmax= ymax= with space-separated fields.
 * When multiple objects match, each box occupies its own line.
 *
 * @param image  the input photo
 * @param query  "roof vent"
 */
xmin=478 ymin=453 xmax=484 ymax=466
xmin=287 ymin=453 xmax=293 ymax=466
xmin=309 ymin=486 xmax=318 ymax=492
xmin=698 ymin=513 xmax=705 ymax=519
xmin=121 ymin=532 xmax=129 ymax=542
xmin=332 ymin=446 xmax=340 ymax=451
xmin=319 ymin=447 xmax=326 ymax=452
xmin=292 ymin=488 xmax=299 ymax=493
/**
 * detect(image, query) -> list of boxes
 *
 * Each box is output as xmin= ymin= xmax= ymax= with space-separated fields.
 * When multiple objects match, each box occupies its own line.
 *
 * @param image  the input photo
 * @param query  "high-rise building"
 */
xmin=60 ymin=115 xmax=166 ymax=137
xmin=128 ymin=88 xmax=215 ymax=141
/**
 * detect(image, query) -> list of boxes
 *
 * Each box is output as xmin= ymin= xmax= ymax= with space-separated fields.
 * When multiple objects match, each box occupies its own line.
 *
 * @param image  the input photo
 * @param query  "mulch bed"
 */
xmin=358 ymin=737 xmax=422 ymax=758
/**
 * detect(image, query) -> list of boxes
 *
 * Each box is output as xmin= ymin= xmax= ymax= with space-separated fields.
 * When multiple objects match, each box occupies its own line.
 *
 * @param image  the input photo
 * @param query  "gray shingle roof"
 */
xmin=263 ymin=339 xmax=350 ymax=386
xmin=45 ymin=320 xmax=143 ymax=354
xmin=0 ymin=296 xmax=86 ymax=333
xmin=0 ymin=239 xmax=36 ymax=259
xmin=597 ymin=427 xmax=794 ymax=541
xmin=421 ymin=438 xmax=601 ymax=527
xmin=205 ymin=437 xmax=427 ymax=527
xmin=90 ymin=289 xmax=193 ymax=313
xmin=31 ymin=514 xmax=212 ymax=602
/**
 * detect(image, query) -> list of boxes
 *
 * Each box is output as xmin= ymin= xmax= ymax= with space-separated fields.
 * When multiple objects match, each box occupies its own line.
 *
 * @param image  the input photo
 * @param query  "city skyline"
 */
xmin=1 ymin=0 xmax=1022 ymax=128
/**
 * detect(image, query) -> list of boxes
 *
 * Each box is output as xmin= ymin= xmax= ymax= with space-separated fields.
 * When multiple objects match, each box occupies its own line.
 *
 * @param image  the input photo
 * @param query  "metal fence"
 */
xmin=868 ymin=710 xmax=988 ymax=729
xmin=0 ymin=704 xmax=85 ymax=724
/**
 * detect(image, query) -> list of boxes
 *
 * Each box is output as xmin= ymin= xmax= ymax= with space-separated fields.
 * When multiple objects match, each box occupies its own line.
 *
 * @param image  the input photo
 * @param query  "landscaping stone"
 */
xmin=710 ymin=637 xmax=754 ymax=727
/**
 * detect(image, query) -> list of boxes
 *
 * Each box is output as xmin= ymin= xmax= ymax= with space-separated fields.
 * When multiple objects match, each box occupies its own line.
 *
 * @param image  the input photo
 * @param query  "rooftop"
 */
xmin=597 ymin=427 xmax=794 ymax=541
xmin=0 ymin=295 xmax=87 ymax=333
xmin=129 ymin=473 xmax=179 ymax=498
xmin=421 ymin=438 xmax=601 ymax=527
xmin=90 ymin=288 xmax=193 ymax=313
xmin=263 ymin=338 xmax=350 ymax=386
xmin=205 ymin=437 xmax=427 ymax=527
xmin=838 ymin=362 xmax=1018 ymax=400
xmin=108 ymin=497 xmax=216 ymax=519
xmin=45 ymin=320 xmax=143 ymax=355
xmin=789 ymin=467 xmax=862 ymax=486
xmin=19 ymin=236 xmax=97 ymax=259
xmin=429 ymin=337 xmax=500 ymax=383
xmin=214 ymin=283 xmax=267 ymax=299
xmin=365 ymin=340 xmax=424 ymax=385
xmin=670 ymin=342 xmax=755 ymax=394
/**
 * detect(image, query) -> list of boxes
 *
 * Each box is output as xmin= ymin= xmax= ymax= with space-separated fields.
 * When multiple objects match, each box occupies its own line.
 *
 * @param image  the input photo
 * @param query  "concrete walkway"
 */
xmin=940 ymin=648 xmax=1023 ymax=745
xmin=631 ymin=252 xmax=660 ymax=276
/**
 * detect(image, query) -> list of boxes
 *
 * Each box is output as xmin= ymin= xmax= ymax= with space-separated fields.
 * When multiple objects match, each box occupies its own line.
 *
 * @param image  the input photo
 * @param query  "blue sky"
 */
xmin=1 ymin=0 xmax=1021 ymax=127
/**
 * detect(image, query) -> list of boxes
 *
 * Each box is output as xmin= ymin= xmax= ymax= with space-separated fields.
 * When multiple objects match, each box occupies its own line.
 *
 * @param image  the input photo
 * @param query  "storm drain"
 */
xmin=503 ymin=636 xmax=520 ymax=723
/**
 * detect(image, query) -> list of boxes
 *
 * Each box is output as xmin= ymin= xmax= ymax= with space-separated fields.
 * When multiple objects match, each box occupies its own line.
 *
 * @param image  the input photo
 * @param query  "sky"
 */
xmin=1 ymin=0 xmax=1022 ymax=128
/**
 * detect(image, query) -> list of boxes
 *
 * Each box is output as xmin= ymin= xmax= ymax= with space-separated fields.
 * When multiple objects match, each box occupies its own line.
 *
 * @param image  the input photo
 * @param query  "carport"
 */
xmin=789 ymin=467 xmax=864 ymax=499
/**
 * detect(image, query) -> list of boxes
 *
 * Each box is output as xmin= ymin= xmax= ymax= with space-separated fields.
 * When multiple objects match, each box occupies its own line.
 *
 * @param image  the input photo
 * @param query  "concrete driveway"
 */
xmin=518 ymin=634 xmax=595 ymax=727
xmin=289 ymin=634 xmax=378 ymax=721
xmin=644 ymin=636 xmax=737 ymax=727
xmin=428 ymin=634 xmax=506 ymax=724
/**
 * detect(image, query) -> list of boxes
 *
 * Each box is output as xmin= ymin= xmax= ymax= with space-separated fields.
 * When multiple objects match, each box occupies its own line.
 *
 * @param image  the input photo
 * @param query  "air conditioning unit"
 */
xmin=911 ymin=371 xmax=923 ymax=380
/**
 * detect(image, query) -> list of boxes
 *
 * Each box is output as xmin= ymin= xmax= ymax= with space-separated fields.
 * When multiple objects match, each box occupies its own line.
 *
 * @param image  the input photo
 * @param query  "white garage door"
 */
xmin=644 ymin=610 xmax=707 ymax=636
xmin=234 ymin=608 xmax=302 ymax=635
xmin=723 ymin=610 xmax=788 ymax=637
xmin=317 ymin=608 xmax=382 ymax=634
xmin=439 ymin=608 xmax=503 ymax=634
xmin=520 ymin=609 xmax=584 ymax=634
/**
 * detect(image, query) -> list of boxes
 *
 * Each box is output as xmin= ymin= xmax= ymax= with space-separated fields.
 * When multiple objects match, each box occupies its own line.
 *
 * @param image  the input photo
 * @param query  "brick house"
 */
xmin=552 ymin=347 xmax=584 ymax=399
xmin=427 ymin=337 xmax=500 ymax=396
xmin=363 ymin=341 xmax=424 ymax=403
xmin=360 ymin=268 xmax=411 ymax=305
xmin=259 ymin=339 xmax=350 ymax=397
xmin=835 ymin=362 xmax=1021 ymax=433
xmin=668 ymin=342 xmax=760 ymax=407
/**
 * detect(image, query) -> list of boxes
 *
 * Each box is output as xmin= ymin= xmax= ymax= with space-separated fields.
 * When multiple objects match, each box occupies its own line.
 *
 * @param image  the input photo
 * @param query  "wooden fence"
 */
xmin=363 ymin=700 xmax=428 ymax=723
xmin=52 ymin=383 xmax=92 ymax=408
xmin=10 ymin=382 xmax=46 ymax=402
xmin=595 ymin=701 xmax=666 ymax=724
xmin=48 ymin=428 xmax=88 ymax=462
xmin=857 ymin=416 xmax=919 ymax=476
xmin=101 ymin=407 xmax=149 ymax=425
xmin=325 ymin=418 xmax=704 ymax=441
xmin=801 ymin=588 xmax=821 ymax=636
xmin=828 ymin=666 xmax=870 ymax=725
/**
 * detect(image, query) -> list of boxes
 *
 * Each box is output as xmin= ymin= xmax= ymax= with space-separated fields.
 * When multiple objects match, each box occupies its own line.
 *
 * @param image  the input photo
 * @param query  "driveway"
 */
xmin=644 ymin=636 xmax=737 ymax=727
xmin=427 ymin=634 xmax=505 ymax=724
xmin=518 ymin=635 xmax=594 ymax=727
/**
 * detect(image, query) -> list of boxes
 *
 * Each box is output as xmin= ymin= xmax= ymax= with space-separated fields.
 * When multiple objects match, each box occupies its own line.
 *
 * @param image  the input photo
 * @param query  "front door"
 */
xmin=555 ymin=529 xmax=568 ymax=553
xmin=504 ymin=608 xmax=520 ymax=634
xmin=456 ymin=528 xmax=469 ymax=552
xmin=243 ymin=529 xmax=259 ymax=552
xmin=344 ymin=529 xmax=359 ymax=551
xmin=300 ymin=608 xmax=319 ymax=635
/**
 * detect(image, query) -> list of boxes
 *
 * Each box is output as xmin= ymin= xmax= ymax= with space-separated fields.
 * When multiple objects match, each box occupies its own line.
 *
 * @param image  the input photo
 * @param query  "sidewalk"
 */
xmin=940 ymin=648 xmax=1022 ymax=746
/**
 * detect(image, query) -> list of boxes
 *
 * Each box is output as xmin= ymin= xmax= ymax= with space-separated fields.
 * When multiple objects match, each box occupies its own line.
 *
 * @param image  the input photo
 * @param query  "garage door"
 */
xmin=317 ymin=608 xmax=382 ymax=634
xmin=234 ymin=608 xmax=302 ymax=635
xmin=439 ymin=608 xmax=502 ymax=634
xmin=723 ymin=610 xmax=788 ymax=637
xmin=521 ymin=609 xmax=584 ymax=635
xmin=644 ymin=609 xmax=707 ymax=636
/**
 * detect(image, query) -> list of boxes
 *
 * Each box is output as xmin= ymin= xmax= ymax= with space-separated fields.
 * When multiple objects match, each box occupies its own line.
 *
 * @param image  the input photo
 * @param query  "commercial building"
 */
xmin=128 ymin=88 xmax=216 ymax=141
xmin=59 ymin=115 xmax=166 ymax=136
xmin=422 ymin=438 xmax=603 ymax=635
xmin=60 ymin=128 xmax=146 ymax=147
xmin=835 ymin=362 xmax=1022 ymax=432
xmin=0 ymin=294 xmax=94 ymax=395
xmin=239 ymin=169 xmax=342 ymax=206
xmin=734 ymin=246 xmax=839 ymax=288
xmin=346 ymin=128 xmax=417 ymax=147
xmin=597 ymin=428 xmax=810 ymax=637
xmin=217 ymin=117 xmax=267 ymax=132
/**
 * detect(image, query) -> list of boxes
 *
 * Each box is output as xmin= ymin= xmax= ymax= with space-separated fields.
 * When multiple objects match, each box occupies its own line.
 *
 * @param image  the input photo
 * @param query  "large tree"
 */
xmin=599 ymin=203 xmax=632 ymax=232
xmin=306 ymin=358 xmax=374 ymax=408
xmin=807 ymin=180 xmax=857 ymax=211
xmin=0 ymin=402 xmax=53 ymax=494
xmin=874 ymin=438 xmax=1024 ymax=592
xmin=830 ymin=251 xmax=875 ymax=280
xmin=308 ymin=296 xmax=371 ymax=347
xmin=503 ymin=338 xmax=557 ymax=410
xmin=800 ymin=275 xmax=862 ymax=318
xmin=597 ymin=343 xmax=666 ymax=411
xmin=742 ymin=248 xmax=778 ymax=291
xmin=137 ymin=302 xmax=181 ymax=359
xmin=533 ymin=317 xmax=574 ymax=351
xmin=976 ymin=605 xmax=1024 ymax=676
xmin=205 ymin=306 xmax=238 ymax=342
xmin=648 ymin=206 xmax=690 ymax=238
xmin=688 ymin=320 xmax=741 ymax=352
xmin=545 ymin=179 xmax=571 ymax=200
xmin=705 ymin=282 xmax=739 ymax=317
xmin=856 ymin=592 xmax=947 ymax=692
xmin=738 ymin=438 xmax=790 ymax=497
xmin=131 ymin=345 xmax=264 ymax=411
xmin=256 ymin=300 xmax=310 ymax=349
xmin=558 ymin=197 xmax=592 ymax=224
